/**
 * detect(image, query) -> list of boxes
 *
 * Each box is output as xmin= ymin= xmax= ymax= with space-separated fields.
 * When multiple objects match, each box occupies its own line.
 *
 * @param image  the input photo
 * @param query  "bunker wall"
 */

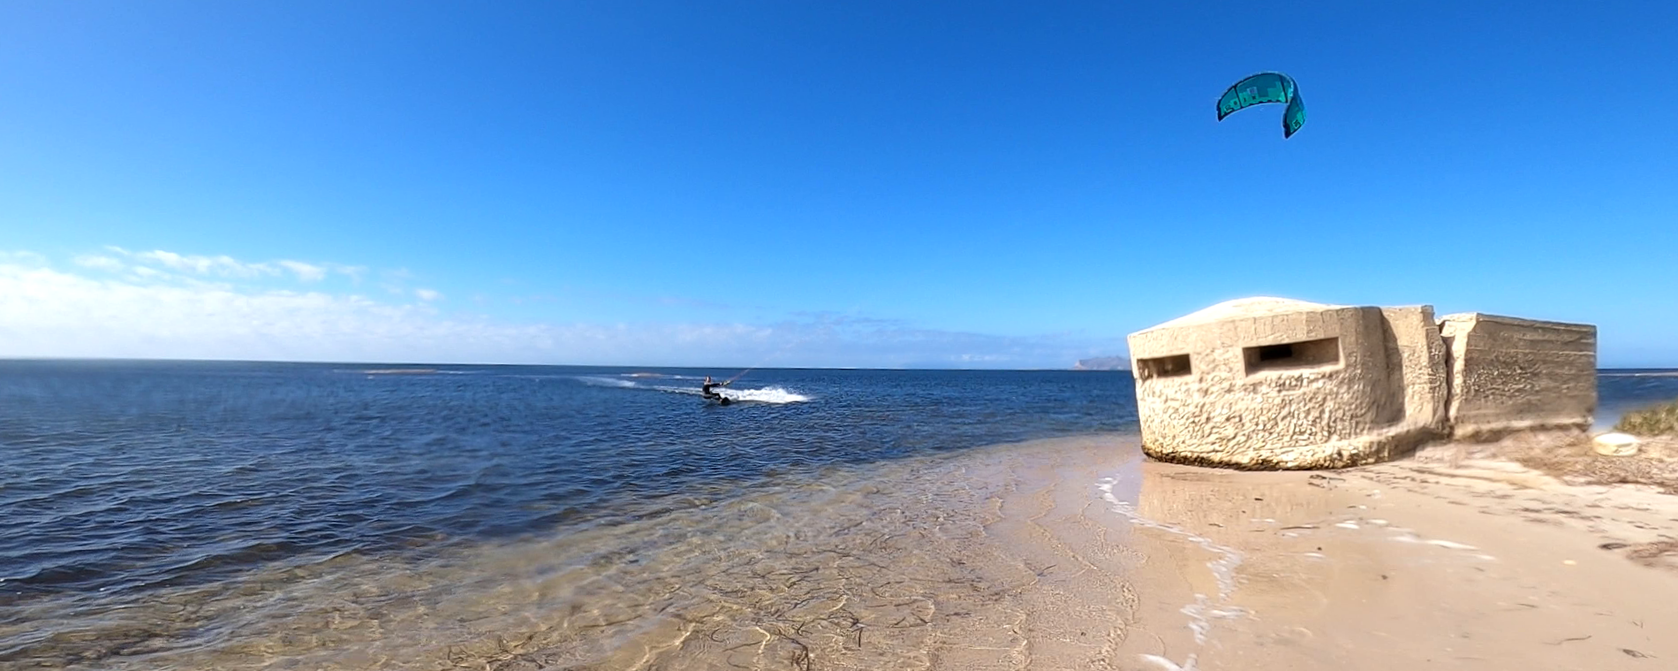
xmin=1441 ymin=313 xmax=1596 ymax=440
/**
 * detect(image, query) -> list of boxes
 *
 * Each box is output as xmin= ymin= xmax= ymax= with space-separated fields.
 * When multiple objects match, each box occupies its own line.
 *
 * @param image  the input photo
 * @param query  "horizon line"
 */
xmin=0 ymin=356 xmax=1128 ymax=372
xmin=4 ymin=356 xmax=1677 ymax=373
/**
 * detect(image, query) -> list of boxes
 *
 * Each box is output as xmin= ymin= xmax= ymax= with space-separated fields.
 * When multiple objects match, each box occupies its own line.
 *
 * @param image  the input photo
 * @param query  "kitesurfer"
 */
xmin=701 ymin=376 xmax=731 ymax=401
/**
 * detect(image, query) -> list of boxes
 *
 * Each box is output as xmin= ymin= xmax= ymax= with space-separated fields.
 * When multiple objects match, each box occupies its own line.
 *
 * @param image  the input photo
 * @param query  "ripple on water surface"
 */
xmin=5 ymin=435 xmax=1149 ymax=670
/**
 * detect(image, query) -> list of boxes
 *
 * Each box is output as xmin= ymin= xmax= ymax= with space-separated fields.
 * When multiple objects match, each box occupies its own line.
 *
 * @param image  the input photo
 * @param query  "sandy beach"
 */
xmin=1082 ymin=438 xmax=1678 ymax=671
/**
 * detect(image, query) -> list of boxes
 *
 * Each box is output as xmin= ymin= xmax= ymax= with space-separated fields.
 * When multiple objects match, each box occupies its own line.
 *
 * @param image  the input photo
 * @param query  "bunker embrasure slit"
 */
xmin=1138 ymin=354 xmax=1193 ymax=379
xmin=1243 ymin=337 xmax=1340 ymax=374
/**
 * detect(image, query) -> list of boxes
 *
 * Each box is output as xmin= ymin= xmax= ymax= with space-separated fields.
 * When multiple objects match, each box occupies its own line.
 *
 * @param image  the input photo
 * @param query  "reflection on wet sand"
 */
xmin=1108 ymin=463 xmax=1367 ymax=669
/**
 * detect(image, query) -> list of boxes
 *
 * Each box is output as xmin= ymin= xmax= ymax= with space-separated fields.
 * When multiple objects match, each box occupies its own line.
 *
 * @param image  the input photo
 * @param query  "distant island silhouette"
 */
xmin=1073 ymin=356 xmax=1130 ymax=371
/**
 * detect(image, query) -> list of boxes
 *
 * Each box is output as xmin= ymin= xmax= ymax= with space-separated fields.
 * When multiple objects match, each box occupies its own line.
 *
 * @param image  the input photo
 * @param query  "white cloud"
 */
xmin=0 ymin=251 xmax=47 ymax=266
xmin=277 ymin=260 xmax=328 ymax=282
xmin=0 ymin=249 xmax=1127 ymax=368
xmin=332 ymin=264 xmax=369 ymax=283
xmin=73 ymin=255 xmax=126 ymax=272
xmin=1 ymin=260 xmax=518 ymax=363
xmin=128 ymin=249 xmax=274 ymax=278
xmin=86 ymin=247 xmax=360 ymax=284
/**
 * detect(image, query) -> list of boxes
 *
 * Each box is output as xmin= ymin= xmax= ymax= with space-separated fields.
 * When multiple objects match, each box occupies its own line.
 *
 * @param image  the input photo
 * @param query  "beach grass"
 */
xmin=1616 ymin=399 xmax=1678 ymax=437
xmin=1492 ymin=432 xmax=1678 ymax=495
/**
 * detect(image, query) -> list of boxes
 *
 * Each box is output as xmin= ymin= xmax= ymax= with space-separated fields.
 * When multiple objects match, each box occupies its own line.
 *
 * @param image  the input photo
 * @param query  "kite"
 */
xmin=1216 ymin=72 xmax=1306 ymax=139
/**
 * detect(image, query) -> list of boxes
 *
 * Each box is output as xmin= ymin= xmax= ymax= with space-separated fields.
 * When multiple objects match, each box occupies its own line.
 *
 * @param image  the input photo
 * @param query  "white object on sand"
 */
xmin=1592 ymin=432 xmax=1640 ymax=457
xmin=1140 ymin=653 xmax=1197 ymax=671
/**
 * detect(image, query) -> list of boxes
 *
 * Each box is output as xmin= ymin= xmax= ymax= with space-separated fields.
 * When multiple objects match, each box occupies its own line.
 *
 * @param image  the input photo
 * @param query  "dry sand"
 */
xmin=1077 ymin=437 xmax=1678 ymax=671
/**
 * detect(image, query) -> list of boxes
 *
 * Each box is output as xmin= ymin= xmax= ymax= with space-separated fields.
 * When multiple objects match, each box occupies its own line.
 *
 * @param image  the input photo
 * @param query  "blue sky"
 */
xmin=2 ymin=1 xmax=1674 ymax=367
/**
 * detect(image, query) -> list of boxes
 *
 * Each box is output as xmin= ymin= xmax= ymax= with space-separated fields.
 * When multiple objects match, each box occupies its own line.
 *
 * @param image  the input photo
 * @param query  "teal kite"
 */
xmin=1216 ymin=72 xmax=1306 ymax=138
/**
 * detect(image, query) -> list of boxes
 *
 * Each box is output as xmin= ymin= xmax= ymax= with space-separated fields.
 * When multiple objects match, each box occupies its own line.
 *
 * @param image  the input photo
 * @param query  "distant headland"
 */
xmin=1072 ymin=356 xmax=1130 ymax=371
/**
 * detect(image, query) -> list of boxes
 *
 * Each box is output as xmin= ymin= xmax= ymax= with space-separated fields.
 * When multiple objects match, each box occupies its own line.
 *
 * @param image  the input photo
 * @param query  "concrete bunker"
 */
xmin=1127 ymin=297 xmax=1595 ymax=470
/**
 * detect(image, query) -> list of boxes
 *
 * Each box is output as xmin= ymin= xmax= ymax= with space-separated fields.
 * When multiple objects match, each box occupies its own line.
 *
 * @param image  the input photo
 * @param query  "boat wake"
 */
xmin=573 ymin=376 xmax=811 ymax=404
xmin=574 ymin=376 xmax=637 ymax=388
xmin=712 ymin=386 xmax=810 ymax=404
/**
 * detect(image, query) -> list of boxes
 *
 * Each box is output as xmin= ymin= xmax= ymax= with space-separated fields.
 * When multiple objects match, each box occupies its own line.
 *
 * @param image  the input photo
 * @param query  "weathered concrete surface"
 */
xmin=1128 ymin=299 xmax=1595 ymax=470
xmin=1440 ymin=313 xmax=1596 ymax=440
xmin=1128 ymin=298 xmax=1445 ymax=470
xmin=1378 ymin=306 xmax=1450 ymax=440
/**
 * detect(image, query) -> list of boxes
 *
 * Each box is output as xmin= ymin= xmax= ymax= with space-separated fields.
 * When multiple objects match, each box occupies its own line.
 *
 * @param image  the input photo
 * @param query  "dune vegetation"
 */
xmin=1616 ymin=400 xmax=1678 ymax=437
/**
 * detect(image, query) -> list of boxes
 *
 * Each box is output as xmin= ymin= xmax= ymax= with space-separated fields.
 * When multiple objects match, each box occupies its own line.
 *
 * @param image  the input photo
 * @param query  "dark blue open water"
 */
xmin=1597 ymin=369 xmax=1678 ymax=428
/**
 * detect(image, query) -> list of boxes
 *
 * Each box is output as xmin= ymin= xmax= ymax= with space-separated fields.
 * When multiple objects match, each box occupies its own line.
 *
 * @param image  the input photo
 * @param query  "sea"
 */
xmin=2 ymin=361 xmax=1674 ymax=669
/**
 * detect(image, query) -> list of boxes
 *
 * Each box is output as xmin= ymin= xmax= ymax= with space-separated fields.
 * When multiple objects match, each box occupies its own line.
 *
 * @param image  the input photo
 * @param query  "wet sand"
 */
xmin=6 ymin=436 xmax=1149 ymax=670
xmin=10 ymin=434 xmax=1678 ymax=669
